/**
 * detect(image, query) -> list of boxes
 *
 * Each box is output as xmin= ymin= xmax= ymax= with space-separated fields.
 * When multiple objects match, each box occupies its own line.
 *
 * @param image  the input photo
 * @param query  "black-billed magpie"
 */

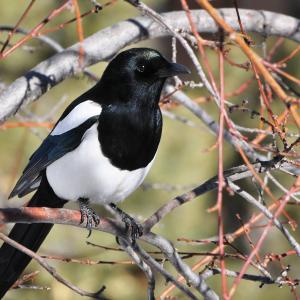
xmin=0 ymin=48 xmax=190 ymax=297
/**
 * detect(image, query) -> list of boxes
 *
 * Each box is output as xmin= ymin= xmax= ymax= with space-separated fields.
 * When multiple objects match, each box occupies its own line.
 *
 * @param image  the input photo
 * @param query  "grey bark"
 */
xmin=0 ymin=9 xmax=299 ymax=123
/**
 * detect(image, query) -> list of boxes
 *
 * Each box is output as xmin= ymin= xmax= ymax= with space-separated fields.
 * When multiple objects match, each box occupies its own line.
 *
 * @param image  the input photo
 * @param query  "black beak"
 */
xmin=157 ymin=62 xmax=191 ymax=78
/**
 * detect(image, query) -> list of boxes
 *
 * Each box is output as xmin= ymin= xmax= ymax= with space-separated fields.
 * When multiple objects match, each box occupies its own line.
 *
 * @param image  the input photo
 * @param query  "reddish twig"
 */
xmin=0 ymin=1 xmax=70 ymax=59
xmin=195 ymin=0 xmax=300 ymax=129
xmin=228 ymin=178 xmax=300 ymax=299
xmin=263 ymin=60 xmax=300 ymax=85
xmin=0 ymin=122 xmax=53 ymax=130
xmin=216 ymin=47 xmax=228 ymax=299
xmin=0 ymin=0 xmax=36 ymax=54
xmin=72 ymin=0 xmax=85 ymax=67
xmin=266 ymin=37 xmax=285 ymax=62
xmin=40 ymin=5 xmax=100 ymax=35
xmin=275 ymin=45 xmax=300 ymax=66
xmin=42 ymin=254 xmax=134 ymax=265
xmin=11 ymin=271 xmax=40 ymax=289
xmin=159 ymin=202 xmax=279 ymax=298
xmin=181 ymin=0 xmax=219 ymax=97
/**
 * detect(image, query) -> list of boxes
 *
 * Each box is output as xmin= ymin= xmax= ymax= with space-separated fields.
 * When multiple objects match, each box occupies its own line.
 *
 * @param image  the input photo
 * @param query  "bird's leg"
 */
xmin=79 ymin=198 xmax=100 ymax=238
xmin=109 ymin=203 xmax=143 ymax=243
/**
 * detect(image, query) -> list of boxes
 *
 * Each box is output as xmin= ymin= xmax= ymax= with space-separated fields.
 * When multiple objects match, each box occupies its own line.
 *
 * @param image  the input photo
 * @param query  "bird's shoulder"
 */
xmin=51 ymin=94 xmax=102 ymax=136
xmin=9 ymin=91 xmax=102 ymax=198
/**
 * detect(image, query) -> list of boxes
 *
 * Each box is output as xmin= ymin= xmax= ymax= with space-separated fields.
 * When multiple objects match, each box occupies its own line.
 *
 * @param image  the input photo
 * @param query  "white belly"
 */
xmin=46 ymin=124 xmax=153 ymax=204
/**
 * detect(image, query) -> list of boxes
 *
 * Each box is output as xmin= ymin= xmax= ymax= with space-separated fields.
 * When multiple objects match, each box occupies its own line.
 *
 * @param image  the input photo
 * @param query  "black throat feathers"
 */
xmin=96 ymin=80 xmax=164 ymax=171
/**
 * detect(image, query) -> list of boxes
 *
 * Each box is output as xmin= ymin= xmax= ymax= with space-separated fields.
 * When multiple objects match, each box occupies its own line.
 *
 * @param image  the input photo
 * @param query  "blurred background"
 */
xmin=0 ymin=1 xmax=299 ymax=299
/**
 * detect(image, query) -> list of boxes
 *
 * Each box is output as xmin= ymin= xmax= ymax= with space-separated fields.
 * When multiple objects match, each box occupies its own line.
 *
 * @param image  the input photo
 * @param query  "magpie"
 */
xmin=0 ymin=47 xmax=190 ymax=297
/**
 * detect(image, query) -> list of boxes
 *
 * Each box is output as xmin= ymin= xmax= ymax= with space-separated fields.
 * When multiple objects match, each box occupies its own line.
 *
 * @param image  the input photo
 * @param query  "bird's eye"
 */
xmin=137 ymin=64 xmax=145 ymax=73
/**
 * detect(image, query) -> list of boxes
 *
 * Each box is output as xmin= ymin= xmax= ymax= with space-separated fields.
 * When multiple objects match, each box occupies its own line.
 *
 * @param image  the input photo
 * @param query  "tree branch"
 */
xmin=117 ymin=238 xmax=156 ymax=300
xmin=201 ymin=267 xmax=297 ymax=287
xmin=0 ymin=9 xmax=299 ymax=123
xmin=0 ymin=159 xmax=292 ymax=299
xmin=227 ymin=180 xmax=300 ymax=255
xmin=143 ymin=160 xmax=288 ymax=230
xmin=0 ymin=232 xmax=107 ymax=299
xmin=0 ymin=207 xmax=217 ymax=299
xmin=165 ymin=84 xmax=265 ymax=162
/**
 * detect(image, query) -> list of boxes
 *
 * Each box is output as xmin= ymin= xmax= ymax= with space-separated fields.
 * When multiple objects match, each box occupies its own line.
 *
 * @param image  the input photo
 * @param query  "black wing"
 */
xmin=9 ymin=116 xmax=98 ymax=198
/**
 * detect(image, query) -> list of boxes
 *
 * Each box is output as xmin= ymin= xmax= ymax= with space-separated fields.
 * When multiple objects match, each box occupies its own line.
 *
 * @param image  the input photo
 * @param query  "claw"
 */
xmin=79 ymin=198 xmax=100 ymax=237
xmin=122 ymin=214 xmax=143 ymax=243
xmin=109 ymin=203 xmax=143 ymax=244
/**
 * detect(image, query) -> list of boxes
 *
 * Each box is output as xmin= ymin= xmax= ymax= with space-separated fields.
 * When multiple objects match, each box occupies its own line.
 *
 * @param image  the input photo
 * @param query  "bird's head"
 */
xmin=98 ymin=48 xmax=190 ymax=105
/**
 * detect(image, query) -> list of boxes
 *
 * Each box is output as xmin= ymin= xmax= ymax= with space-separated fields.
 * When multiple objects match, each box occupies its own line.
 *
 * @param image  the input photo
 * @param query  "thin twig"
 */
xmin=227 ymin=181 xmax=300 ymax=255
xmin=0 ymin=232 xmax=107 ymax=299
xmin=118 ymin=238 xmax=156 ymax=300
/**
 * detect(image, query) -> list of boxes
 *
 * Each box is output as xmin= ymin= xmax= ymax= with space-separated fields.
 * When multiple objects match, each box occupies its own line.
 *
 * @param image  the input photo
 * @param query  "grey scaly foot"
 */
xmin=79 ymin=198 xmax=100 ymax=238
xmin=110 ymin=203 xmax=143 ymax=244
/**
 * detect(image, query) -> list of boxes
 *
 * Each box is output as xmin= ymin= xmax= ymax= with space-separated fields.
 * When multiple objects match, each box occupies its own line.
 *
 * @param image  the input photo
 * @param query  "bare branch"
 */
xmin=227 ymin=180 xmax=300 ymax=255
xmin=0 ymin=207 xmax=216 ymax=299
xmin=132 ymin=241 xmax=202 ymax=300
xmin=202 ymin=267 xmax=298 ymax=287
xmin=143 ymin=160 xmax=288 ymax=230
xmin=165 ymin=85 xmax=264 ymax=161
xmin=118 ymin=238 xmax=156 ymax=300
xmin=0 ymin=9 xmax=299 ymax=123
xmin=0 ymin=159 xmax=292 ymax=300
xmin=0 ymin=232 xmax=107 ymax=299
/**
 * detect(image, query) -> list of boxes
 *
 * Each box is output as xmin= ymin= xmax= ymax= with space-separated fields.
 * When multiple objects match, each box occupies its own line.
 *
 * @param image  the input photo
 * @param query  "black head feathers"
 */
xmin=96 ymin=48 xmax=190 ymax=105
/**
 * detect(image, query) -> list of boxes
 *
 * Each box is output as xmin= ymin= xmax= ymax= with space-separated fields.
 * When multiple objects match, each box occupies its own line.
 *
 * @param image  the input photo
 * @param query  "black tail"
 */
xmin=0 ymin=176 xmax=67 ymax=298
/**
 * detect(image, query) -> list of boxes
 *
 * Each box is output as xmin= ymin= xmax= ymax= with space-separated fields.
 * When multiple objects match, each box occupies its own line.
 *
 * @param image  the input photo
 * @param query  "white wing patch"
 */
xmin=51 ymin=100 xmax=102 ymax=136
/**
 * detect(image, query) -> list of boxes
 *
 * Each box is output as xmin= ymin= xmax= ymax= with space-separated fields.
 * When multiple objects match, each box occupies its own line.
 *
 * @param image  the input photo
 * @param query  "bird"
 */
xmin=0 ymin=47 xmax=190 ymax=298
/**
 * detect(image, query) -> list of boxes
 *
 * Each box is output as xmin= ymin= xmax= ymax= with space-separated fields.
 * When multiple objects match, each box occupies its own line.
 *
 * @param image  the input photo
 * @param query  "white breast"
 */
xmin=46 ymin=123 xmax=154 ymax=204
